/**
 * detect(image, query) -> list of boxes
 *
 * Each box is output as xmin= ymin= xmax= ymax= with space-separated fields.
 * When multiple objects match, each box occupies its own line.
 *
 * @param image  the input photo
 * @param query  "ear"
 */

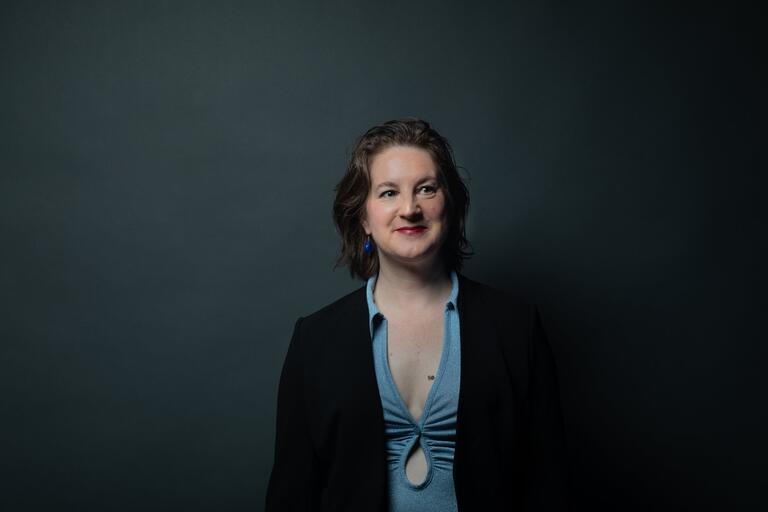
xmin=361 ymin=217 xmax=370 ymax=235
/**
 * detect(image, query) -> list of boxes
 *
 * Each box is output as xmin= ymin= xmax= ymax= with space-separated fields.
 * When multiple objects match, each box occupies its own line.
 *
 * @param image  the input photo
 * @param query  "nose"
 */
xmin=399 ymin=193 xmax=422 ymax=219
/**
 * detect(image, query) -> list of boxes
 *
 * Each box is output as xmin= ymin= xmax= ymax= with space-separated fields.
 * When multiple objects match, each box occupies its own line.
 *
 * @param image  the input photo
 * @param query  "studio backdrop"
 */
xmin=0 ymin=1 xmax=762 ymax=511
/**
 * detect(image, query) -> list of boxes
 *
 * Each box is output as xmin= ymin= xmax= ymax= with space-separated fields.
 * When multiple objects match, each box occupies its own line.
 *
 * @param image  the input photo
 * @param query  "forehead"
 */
xmin=369 ymin=146 xmax=437 ymax=183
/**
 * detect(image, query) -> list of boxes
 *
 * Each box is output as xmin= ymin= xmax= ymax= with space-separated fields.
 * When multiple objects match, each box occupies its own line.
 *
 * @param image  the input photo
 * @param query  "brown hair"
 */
xmin=332 ymin=117 xmax=473 ymax=281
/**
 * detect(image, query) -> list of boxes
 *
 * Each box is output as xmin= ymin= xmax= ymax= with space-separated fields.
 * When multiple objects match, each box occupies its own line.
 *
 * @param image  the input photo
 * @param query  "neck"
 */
xmin=373 ymin=259 xmax=452 ymax=312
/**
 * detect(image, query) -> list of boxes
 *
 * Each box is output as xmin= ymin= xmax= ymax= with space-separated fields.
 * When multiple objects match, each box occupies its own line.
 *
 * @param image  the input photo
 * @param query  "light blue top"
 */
xmin=366 ymin=270 xmax=461 ymax=512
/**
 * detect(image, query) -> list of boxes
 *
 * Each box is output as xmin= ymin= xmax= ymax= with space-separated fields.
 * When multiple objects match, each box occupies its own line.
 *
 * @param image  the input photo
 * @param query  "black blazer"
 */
xmin=265 ymin=273 xmax=569 ymax=511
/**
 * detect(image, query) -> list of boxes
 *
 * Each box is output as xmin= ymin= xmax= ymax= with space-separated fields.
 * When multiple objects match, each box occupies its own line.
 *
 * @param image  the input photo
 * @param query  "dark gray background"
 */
xmin=1 ymin=1 xmax=763 ymax=510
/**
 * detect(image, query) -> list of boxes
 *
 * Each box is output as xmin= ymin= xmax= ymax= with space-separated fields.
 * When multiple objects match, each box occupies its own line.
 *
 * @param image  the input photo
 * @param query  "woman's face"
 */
xmin=361 ymin=145 xmax=449 ymax=272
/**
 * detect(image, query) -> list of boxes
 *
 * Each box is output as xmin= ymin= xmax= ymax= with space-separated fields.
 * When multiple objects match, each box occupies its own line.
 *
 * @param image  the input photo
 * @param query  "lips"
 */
xmin=396 ymin=226 xmax=427 ymax=234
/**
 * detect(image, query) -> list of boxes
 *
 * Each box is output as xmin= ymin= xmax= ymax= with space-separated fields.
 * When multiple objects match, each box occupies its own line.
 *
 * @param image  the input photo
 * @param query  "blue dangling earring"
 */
xmin=363 ymin=235 xmax=374 ymax=254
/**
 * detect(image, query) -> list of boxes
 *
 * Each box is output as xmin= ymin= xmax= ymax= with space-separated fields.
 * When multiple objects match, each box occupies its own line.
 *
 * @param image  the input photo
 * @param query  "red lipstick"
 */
xmin=396 ymin=226 xmax=427 ymax=235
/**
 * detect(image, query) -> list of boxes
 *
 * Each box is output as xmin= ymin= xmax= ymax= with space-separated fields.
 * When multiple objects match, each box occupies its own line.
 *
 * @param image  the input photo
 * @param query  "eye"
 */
xmin=419 ymin=185 xmax=438 ymax=194
xmin=379 ymin=190 xmax=396 ymax=198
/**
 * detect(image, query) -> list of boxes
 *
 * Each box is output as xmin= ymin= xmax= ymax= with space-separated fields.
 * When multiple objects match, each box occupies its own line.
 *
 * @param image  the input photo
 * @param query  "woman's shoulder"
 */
xmin=459 ymin=274 xmax=548 ymax=355
xmin=296 ymin=282 xmax=368 ymax=330
xmin=458 ymin=273 xmax=536 ymax=314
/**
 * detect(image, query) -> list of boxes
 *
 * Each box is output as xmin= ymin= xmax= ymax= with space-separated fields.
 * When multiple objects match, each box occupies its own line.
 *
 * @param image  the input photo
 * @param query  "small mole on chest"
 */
xmin=427 ymin=375 xmax=435 ymax=380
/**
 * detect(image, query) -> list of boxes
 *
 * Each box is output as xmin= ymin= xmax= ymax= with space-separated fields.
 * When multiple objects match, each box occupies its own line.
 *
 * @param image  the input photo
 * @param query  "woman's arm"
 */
xmin=527 ymin=305 xmax=571 ymax=511
xmin=265 ymin=316 xmax=323 ymax=511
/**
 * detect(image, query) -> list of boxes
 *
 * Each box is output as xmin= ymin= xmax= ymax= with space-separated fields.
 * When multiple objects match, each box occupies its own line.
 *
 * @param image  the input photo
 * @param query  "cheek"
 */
xmin=427 ymin=198 xmax=447 ymax=219
xmin=369 ymin=204 xmax=394 ymax=225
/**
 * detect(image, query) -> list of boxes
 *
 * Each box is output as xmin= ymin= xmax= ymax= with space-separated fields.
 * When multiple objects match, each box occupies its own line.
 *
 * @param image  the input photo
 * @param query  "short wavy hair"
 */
xmin=332 ymin=117 xmax=473 ymax=281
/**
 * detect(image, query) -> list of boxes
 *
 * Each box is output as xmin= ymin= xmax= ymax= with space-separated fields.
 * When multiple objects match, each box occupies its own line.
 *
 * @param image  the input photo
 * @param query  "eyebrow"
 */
xmin=375 ymin=177 xmax=437 ymax=190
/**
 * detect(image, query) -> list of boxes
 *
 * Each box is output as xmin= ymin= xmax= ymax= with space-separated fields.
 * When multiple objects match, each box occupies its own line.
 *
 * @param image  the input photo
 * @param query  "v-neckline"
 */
xmin=380 ymin=310 xmax=450 ymax=427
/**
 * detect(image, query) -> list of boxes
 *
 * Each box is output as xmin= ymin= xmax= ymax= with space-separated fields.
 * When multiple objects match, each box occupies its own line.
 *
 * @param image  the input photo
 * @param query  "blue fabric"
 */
xmin=366 ymin=270 xmax=461 ymax=512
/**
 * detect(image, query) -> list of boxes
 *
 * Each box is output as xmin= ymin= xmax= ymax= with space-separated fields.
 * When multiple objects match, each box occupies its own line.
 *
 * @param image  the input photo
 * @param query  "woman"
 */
xmin=265 ymin=118 xmax=569 ymax=511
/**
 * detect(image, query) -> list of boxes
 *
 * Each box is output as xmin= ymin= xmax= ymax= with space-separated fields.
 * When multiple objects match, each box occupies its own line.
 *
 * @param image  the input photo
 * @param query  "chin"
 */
xmin=395 ymin=247 xmax=441 ymax=263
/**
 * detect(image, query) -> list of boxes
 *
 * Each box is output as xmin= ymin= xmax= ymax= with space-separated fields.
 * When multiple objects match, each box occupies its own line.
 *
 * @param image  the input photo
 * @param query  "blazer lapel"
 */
xmin=453 ymin=273 xmax=502 ymax=506
xmin=325 ymin=284 xmax=389 ymax=509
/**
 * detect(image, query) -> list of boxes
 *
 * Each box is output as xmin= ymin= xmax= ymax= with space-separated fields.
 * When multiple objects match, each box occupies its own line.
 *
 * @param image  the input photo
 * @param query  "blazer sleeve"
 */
xmin=265 ymin=316 xmax=323 ymax=511
xmin=527 ymin=305 xmax=571 ymax=511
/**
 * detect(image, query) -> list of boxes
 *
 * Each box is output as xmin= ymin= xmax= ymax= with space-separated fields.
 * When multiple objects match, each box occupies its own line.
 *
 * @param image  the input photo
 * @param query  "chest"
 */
xmin=385 ymin=311 xmax=446 ymax=423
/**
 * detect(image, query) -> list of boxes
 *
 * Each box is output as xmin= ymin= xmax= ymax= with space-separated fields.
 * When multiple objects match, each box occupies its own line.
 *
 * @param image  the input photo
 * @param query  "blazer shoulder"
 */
xmin=298 ymin=283 xmax=367 ymax=331
xmin=459 ymin=273 xmax=535 ymax=315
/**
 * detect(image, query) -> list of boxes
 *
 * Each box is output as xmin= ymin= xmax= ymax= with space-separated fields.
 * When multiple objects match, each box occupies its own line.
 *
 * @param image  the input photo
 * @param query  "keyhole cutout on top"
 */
xmin=405 ymin=438 xmax=429 ymax=486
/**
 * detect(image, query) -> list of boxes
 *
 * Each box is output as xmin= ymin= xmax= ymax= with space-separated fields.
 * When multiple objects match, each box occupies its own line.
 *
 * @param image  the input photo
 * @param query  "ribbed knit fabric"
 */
xmin=366 ymin=270 xmax=461 ymax=512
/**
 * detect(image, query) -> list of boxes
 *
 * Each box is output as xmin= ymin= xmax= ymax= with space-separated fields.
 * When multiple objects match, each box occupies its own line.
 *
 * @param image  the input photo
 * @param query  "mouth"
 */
xmin=395 ymin=226 xmax=428 ymax=235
